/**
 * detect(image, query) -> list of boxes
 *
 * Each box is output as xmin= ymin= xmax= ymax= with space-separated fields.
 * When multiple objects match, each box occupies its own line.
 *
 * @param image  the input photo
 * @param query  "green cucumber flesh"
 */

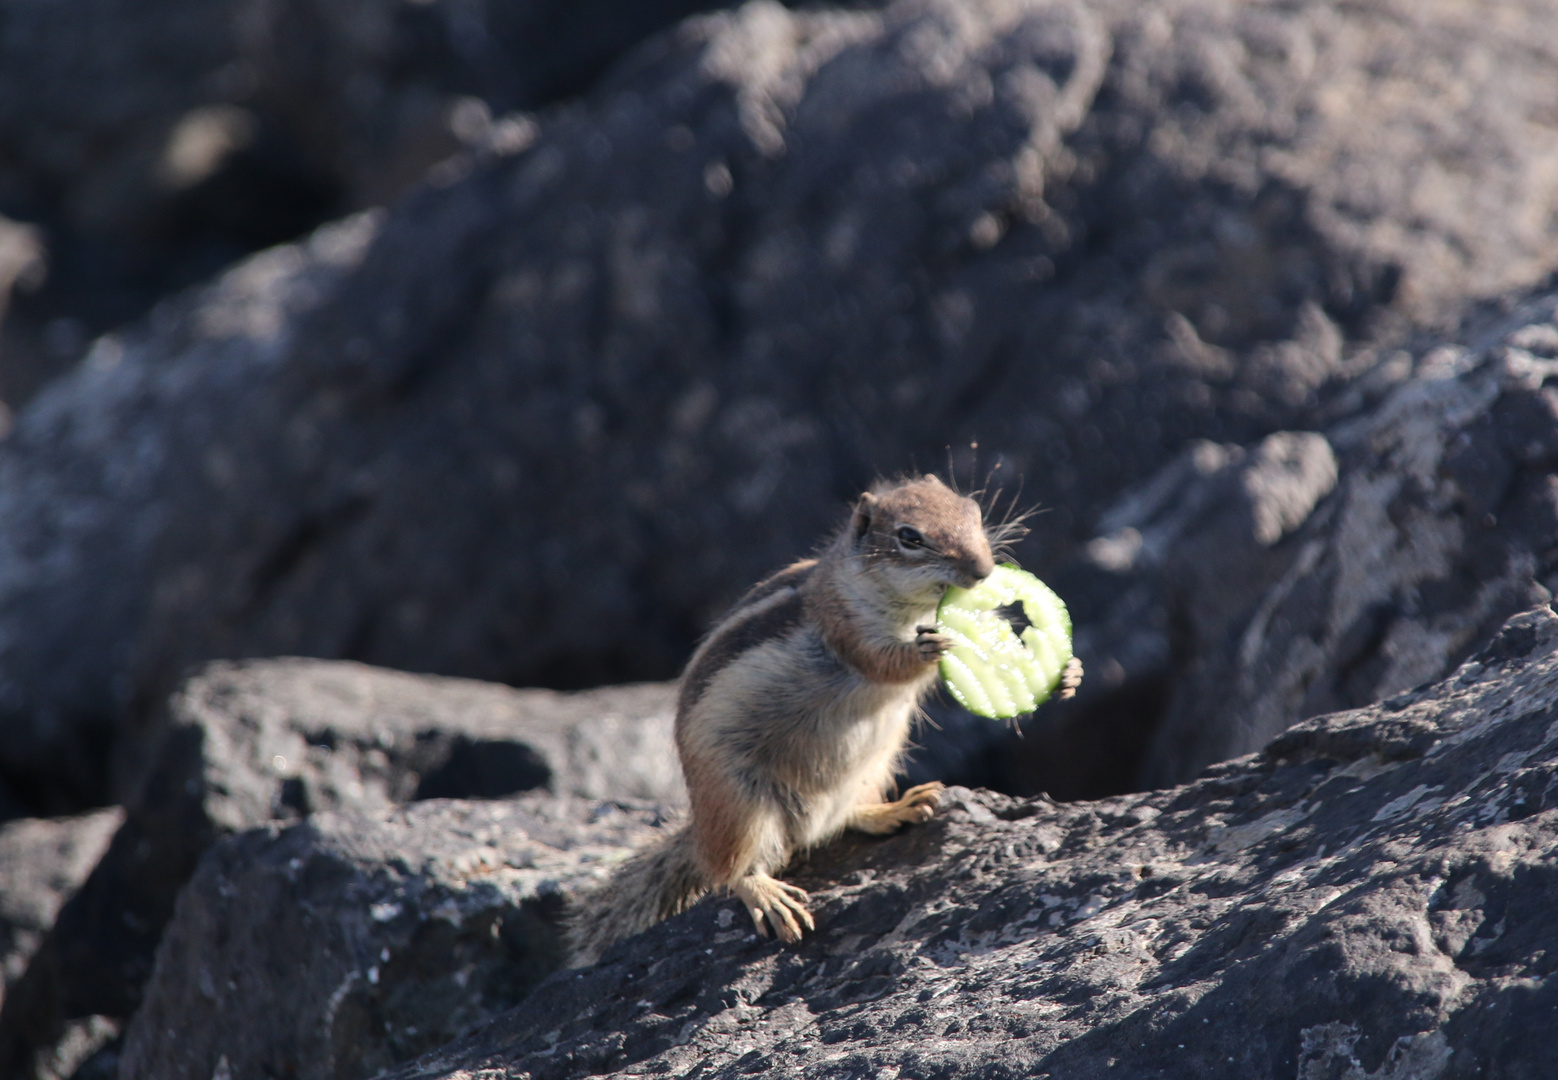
xmin=936 ymin=564 xmax=1074 ymax=720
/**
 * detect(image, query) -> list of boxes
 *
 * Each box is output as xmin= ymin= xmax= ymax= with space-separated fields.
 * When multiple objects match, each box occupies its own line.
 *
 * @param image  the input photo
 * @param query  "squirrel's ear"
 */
xmin=850 ymin=492 xmax=878 ymax=540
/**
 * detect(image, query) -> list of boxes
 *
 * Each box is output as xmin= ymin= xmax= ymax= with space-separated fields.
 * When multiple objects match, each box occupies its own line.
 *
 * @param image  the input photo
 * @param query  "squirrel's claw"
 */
xmin=899 ymin=780 xmax=944 ymax=817
xmin=733 ymin=873 xmax=814 ymax=943
xmin=914 ymin=625 xmax=951 ymax=661
xmin=1056 ymin=655 xmax=1083 ymax=700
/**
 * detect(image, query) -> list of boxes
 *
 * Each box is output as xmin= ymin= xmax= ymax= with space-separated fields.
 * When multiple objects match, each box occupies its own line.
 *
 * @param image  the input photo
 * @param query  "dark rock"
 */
xmin=0 ymin=811 xmax=123 ymax=1080
xmin=15 ymin=1018 xmax=121 ymax=1080
xmin=0 ymin=779 xmax=30 ymax=828
xmin=372 ymin=606 xmax=1558 ymax=1080
xmin=0 ymin=810 xmax=121 ymax=1010
xmin=0 ymin=660 xmax=678 ymax=1080
xmin=1044 ymin=289 xmax=1558 ymax=791
xmin=118 ymin=796 xmax=667 ymax=1080
xmin=999 ymin=430 xmax=1339 ymax=799
xmin=0 ymin=215 xmax=45 ymax=410
xmin=117 ymin=657 xmax=683 ymax=815
xmin=0 ymin=0 xmax=749 ymax=405
xmin=6 ymin=0 xmax=1558 ymax=816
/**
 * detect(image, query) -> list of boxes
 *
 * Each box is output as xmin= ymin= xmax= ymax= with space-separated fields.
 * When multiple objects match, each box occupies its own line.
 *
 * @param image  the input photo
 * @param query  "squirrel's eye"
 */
xmin=895 ymin=526 xmax=925 ymax=549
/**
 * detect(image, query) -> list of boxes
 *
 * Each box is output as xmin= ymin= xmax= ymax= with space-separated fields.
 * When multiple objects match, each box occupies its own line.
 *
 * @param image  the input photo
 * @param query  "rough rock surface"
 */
xmin=4 ymin=0 xmax=1558 ymax=812
xmin=113 ymin=656 xmax=683 ymax=811
xmin=1031 ymin=285 xmax=1558 ymax=794
xmin=118 ymin=796 xmax=668 ymax=1080
xmin=358 ymin=606 xmax=1558 ymax=1080
xmin=0 ymin=0 xmax=744 ymax=403
xmin=0 ymin=661 xmax=678 ymax=1080
xmin=0 ymin=810 xmax=121 ymax=1009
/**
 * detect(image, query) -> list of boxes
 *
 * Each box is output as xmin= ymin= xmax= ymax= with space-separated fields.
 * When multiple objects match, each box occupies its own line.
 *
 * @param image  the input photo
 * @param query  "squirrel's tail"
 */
xmin=566 ymin=825 xmax=711 ymax=966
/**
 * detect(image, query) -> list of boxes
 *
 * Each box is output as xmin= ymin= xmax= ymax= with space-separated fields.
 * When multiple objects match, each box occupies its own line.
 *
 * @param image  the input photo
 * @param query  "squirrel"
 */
xmin=568 ymin=474 xmax=1074 ymax=964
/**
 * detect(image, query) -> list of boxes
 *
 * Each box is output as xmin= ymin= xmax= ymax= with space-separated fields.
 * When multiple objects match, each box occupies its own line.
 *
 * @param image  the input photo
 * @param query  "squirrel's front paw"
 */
xmin=1056 ymin=655 xmax=1083 ymax=700
xmin=915 ymin=625 xmax=951 ymax=661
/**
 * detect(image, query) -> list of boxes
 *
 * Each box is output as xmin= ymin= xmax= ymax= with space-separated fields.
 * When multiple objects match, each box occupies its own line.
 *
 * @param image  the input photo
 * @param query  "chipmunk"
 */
xmin=569 ymin=474 xmax=1052 ymax=964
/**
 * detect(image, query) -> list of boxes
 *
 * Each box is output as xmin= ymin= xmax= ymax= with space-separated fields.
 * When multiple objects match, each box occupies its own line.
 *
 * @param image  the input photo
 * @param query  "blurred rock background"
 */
xmin=0 ymin=0 xmax=1555 ymax=817
xmin=1 ymin=0 xmax=1558 ymax=1076
xmin=0 ymin=0 xmax=752 ymax=406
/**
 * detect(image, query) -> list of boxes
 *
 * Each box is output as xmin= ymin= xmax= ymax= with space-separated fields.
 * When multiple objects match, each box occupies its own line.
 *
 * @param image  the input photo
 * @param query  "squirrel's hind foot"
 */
xmin=732 ymin=873 xmax=814 ymax=942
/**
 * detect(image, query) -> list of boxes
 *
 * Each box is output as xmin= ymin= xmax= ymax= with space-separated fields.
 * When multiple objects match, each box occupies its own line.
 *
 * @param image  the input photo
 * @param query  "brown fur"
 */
xmin=567 ymin=475 xmax=997 ymax=965
xmin=682 ymin=749 xmax=756 ymax=881
xmin=679 ymin=579 xmax=809 ymax=713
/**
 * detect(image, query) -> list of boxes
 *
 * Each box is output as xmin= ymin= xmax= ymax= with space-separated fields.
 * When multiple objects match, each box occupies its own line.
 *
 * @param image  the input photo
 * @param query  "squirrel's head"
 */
xmin=848 ymin=474 xmax=996 ymax=600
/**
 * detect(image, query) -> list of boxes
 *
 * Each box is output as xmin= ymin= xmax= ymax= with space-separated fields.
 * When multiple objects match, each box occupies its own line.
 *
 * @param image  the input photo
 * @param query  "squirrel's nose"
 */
xmin=955 ymin=552 xmax=995 ymax=588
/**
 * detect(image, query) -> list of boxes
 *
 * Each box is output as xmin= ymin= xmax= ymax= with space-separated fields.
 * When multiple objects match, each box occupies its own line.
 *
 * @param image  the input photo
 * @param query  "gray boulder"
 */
xmin=0 ymin=659 xmax=678 ymax=1080
xmin=1021 ymin=285 xmax=1558 ymax=795
xmin=5 ymin=0 xmax=1558 ymax=814
xmin=0 ymin=810 xmax=121 ymax=1009
xmin=0 ymin=811 xmax=123 ymax=1080
xmin=0 ymin=215 xmax=45 ymax=409
xmin=0 ymin=0 xmax=747 ymax=404
xmin=113 ymin=656 xmax=682 ymax=813
xmin=118 ymin=796 xmax=667 ymax=1080
xmin=378 ymin=605 xmax=1558 ymax=1080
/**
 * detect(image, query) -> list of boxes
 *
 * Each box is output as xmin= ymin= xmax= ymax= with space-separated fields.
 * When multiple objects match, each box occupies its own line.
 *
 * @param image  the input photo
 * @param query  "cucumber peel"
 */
xmin=936 ymin=564 xmax=1074 ymax=719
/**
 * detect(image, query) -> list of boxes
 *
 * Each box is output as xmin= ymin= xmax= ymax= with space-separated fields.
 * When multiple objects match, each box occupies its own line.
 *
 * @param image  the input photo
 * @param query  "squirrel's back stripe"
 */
xmin=678 ymin=574 xmax=810 ymax=714
xmin=730 ymin=558 xmax=816 ymax=612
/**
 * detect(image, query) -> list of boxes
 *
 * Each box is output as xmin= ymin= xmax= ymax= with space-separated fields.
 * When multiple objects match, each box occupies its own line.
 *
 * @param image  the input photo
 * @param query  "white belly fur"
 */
xmin=787 ymin=674 xmax=930 ymax=849
xmin=679 ymin=634 xmax=936 ymax=860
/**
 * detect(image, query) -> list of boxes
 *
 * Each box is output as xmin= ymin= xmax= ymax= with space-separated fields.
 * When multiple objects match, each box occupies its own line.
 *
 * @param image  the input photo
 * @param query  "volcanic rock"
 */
xmin=378 ymin=605 xmax=1558 ymax=1080
xmin=117 ymin=796 xmax=668 ymax=1080
xmin=0 ymin=0 xmax=747 ymax=403
xmin=0 ymin=810 xmax=121 ymax=1010
xmin=1021 ymin=285 xmax=1558 ymax=795
xmin=0 ymin=659 xmax=678 ymax=1080
xmin=4 ymin=0 xmax=1558 ymax=815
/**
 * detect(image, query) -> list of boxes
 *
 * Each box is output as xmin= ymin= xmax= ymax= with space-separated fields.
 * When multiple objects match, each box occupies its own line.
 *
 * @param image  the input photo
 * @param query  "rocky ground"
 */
xmin=0 ymin=0 xmax=1557 ymax=1077
xmin=0 ymin=662 xmax=680 ymax=1079
xmin=3 ymin=0 xmax=1558 ymax=814
xmin=127 ymin=607 xmax=1558 ymax=1080
xmin=120 ymin=796 xmax=671 ymax=1080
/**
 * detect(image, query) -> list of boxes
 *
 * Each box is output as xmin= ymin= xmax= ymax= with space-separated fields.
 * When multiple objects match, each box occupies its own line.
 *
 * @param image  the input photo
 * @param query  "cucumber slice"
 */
xmin=936 ymin=565 xmax=1075 ymax=719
